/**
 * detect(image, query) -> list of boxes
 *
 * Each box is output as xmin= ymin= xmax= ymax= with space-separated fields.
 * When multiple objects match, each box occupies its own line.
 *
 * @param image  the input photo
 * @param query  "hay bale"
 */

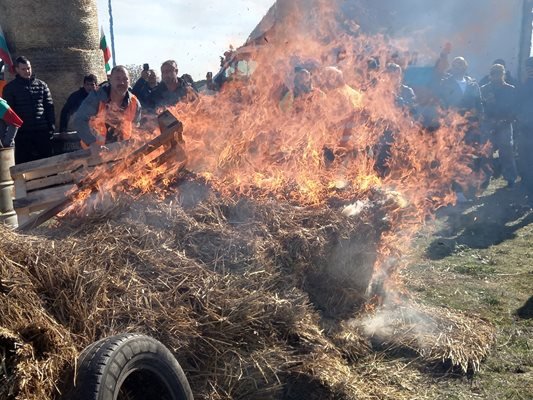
xmin=0 ymin=190 xmax=496 ymax=399
xmin=0 ymin=0 xmax=99 ymax=50
xmin=0 ymin=0 xmax=106 ymax=124
xmin=361 ymin=303 xmax=496 ymax=373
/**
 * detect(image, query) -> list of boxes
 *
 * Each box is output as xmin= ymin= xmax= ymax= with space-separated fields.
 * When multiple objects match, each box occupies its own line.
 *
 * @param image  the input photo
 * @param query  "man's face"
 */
xmin=110 ymin=69 xmax=130 ymax=97
xmin=490 ymin=69 xmax=505 ymax=84
xmin=451 ymin=58 xmax=467 ymax=78
xmin=83 ymin=80 xmax=97 ymax=93
xmin=16 ymin=62 xmax=32 ymax=79
xmin=147 ymin=70 xmax=158 ymax=87
xmin=161 ymin=64 xmax=178 ymax=86
xmin=294 ymin=70 xmax=312 ymax=93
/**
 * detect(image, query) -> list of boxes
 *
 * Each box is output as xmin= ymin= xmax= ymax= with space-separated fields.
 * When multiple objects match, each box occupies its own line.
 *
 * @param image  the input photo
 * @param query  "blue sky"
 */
xmin=96 ymin=0 xmax=274 ymax=80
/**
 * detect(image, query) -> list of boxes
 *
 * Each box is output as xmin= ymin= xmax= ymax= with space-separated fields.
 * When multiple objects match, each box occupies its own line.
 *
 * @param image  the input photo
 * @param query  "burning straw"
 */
xmin=0 ymin=1 xmax=498 ymax=398
xmin=0 ymin=189 xmax=495 ymax=399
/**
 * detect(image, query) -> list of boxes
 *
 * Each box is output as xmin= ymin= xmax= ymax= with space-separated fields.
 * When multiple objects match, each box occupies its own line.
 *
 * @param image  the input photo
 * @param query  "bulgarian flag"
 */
xmin=0 ymin=98 xmax=23 ymax=127
xmin=100 ymin=27 xmax=111 ymax=73
xmin=0 ymin=24 xmax=14 ymax=74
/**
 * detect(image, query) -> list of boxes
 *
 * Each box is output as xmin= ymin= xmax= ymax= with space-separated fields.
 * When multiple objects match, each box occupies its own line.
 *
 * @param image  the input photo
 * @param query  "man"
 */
xmin=374 ymin=63 xmax=417 ymax=177
xmin=74 ymin=65 xmax=141 ymax=152
xmin=386 ymin=62 xmax=416 ymax=111
xmin=439 ymin=57 xmax=483 ymax=118
xmin=132 ymin=68 xmax=158 ymax=108
xmin=279 ymin=67 xmax=325 ymax=113
xmin=517 ymin=57 xmax=533 ymax=192
xmin=2 ymin=56 xmax=55 ymax=164
xmin=59 ymin=74 xmax=98 ymax=132
xmin=148 ymin=60 xmax=197 ymax=110
xmin=481 ymin=64 xmax=518 ymax=188
xmin=479 ymin=59 xmax=517 ymax=87
xmin=438 ymin=56 xmax=484 ymax=200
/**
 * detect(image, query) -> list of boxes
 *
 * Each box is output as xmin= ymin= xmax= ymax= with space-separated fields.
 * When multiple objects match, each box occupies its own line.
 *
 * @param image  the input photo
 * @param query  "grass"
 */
xmin=402 ymin=179 xmax=533 ymax=399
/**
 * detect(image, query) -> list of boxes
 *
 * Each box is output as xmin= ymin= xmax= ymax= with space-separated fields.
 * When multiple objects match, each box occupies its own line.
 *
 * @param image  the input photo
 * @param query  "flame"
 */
xmin=67 ymin=1 xmax=486 ymax=301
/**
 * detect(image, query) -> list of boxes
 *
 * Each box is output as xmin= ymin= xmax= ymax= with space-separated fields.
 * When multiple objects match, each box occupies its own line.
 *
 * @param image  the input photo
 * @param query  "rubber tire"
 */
xmin=71 ymin=333 xmax=193 ymax=400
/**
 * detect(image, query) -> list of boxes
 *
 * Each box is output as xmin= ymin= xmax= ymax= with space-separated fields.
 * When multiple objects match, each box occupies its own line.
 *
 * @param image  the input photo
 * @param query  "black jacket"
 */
xmin=517 ymin=78 xmax=533 ymax=126
xmin=147 ymin=78 xmax=196 ymax=110
xmin=480 ymin=82 xmax=516 ymax=123
xmin=59 ymin=87 xmax=89 ymax=131
xmin=131 ymin=77 xmax=156 ymax=108
xmin=439 ymin=75 xmax=483 ymax=119
xmin=2 ymin=75 xmax=55 ymax=133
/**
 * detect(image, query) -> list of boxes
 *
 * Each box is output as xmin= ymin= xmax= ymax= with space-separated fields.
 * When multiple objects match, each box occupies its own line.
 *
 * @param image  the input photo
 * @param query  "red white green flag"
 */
xmin=100 ymin=27 xmax=112 ymax=73
xmin=0 ymin=98 xmax=23 ymax=127
xmin=0 ymin=24 xmax=14 ymax=74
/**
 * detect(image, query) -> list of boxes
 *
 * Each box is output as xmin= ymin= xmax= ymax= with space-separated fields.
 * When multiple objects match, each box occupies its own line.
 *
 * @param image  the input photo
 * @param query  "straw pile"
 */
xmin=0 ymin=185 xmax=495 ymax=399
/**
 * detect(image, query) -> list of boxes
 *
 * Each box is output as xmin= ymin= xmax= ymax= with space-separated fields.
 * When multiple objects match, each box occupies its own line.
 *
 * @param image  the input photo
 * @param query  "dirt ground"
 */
xmin=403 ymin=178 xmax=533 ymax=399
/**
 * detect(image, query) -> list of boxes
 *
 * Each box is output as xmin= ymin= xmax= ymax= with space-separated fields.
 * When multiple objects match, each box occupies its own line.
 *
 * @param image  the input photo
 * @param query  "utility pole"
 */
xmin=108 ymin=0 xmax=117 ymax=67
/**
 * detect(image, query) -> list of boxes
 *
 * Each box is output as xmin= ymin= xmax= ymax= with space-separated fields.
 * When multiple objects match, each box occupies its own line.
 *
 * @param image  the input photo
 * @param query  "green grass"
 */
xmin=402 ymin=180 xmax=533 ymax=399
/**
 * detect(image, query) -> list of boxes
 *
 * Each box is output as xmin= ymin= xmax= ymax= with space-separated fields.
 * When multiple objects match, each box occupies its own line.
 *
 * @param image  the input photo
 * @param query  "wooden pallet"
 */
xmin=11 ymin=111 xmax=186 ymax=229
xmin=10 ymin=144 xmax=128 ymax=225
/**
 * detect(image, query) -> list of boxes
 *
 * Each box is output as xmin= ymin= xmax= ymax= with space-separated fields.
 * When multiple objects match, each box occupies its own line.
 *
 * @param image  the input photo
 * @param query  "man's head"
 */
xmin=322 ymin=66 xmax=345 ymax=90
xmin=489 ymin=63 xmax=505 ymax=84
xmin=386 ymin=62 xmax=403 ymax=86
xmin=109 ymin=65 xmax=130 ymax=98
xmin=161 ymin=60 xmax=178 ymax=87
xmin=450 ymin=57 xmax=468 ymax=79
xmin=146 ymin=69 xmax=157 ymax=87
xmin=294 ymin=67 xmax=312 ymax=95
xmin=14 ymin=56 xmax=32 ymax=79
xmin=181 ymin=73 xmax=194 ymax=86
xmin=83 ymin=74 xmax=98 ymax=93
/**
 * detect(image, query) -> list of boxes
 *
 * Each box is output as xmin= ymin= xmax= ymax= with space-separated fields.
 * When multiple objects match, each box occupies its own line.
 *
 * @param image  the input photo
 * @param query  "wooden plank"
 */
xmin=26 ymin=172 xmax=74 ymax=192
xmin=16 ymin=208 xmax=30 ymax=225
xmin=13 ymin=177 xmax=27 ymax=199
xmin=10 ymin=141 xmax=131 ymax=181
xmin=13 ymin=184 xmax=75 ymax=209
xmin=18 ymin=114 xmax=183 ymax=232
xmin=10 ymin=148 xmax=91 ymax=178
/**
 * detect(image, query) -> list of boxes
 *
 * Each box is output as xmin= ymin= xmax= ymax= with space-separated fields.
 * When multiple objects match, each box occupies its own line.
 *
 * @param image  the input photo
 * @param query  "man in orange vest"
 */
xmin=74 ymin=65 xmax=141 ymax=152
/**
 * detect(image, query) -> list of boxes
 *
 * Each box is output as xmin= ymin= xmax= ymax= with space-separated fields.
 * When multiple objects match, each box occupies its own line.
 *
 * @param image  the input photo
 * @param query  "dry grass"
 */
xmin=0 ymin=188 xmax=496 ymax=399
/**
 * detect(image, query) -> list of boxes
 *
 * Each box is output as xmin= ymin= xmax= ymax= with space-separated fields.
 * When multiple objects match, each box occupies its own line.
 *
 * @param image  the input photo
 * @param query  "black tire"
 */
xmin=71 ymin=333 xmax=193 ymax=400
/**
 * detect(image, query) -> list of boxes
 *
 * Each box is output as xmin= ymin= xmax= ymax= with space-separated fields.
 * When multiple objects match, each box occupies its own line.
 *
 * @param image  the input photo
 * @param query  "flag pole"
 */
xmin=108 ymin=0 xmax=117 ymax=67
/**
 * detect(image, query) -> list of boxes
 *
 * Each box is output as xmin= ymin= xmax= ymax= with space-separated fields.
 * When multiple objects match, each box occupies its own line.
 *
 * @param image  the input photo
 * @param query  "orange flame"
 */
xmin=69 ymin=1 xmax=486 ymax=300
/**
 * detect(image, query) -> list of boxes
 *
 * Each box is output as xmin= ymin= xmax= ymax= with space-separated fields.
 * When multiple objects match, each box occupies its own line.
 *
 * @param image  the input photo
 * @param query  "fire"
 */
xmin=67 ymin=1 xmax=484 ymax=301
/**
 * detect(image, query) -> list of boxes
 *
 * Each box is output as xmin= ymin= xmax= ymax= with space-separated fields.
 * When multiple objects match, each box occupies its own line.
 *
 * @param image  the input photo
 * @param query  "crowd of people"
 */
xmin=0 ymin=57 xmax=198 ymax=162
xmin=0 ymin=46 xmax=532 ymax=200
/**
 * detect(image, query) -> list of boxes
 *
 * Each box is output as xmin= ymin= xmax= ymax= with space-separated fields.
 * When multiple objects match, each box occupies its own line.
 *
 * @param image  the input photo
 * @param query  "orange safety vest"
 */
xmin=81 ymin=94 xmax=138 ymax=149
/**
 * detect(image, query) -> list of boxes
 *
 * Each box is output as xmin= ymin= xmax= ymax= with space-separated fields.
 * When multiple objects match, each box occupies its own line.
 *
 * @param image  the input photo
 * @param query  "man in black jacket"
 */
xmin=3 ymin=56 xmax=55 ymax=164
xmin=481 ymin=64 xmax=518 ymax=188
xmin=517 ymin=57 xmax=533 ymax=192
xmin=148 ymin=60 xmax=197 ymax=110
xmin=59 ymin=74 xmax=98 ymax=132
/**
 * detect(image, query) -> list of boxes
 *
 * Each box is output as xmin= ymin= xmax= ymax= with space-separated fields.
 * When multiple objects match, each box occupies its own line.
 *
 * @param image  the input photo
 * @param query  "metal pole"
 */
xmin=108 ymin=0 xmax=117 ymax=67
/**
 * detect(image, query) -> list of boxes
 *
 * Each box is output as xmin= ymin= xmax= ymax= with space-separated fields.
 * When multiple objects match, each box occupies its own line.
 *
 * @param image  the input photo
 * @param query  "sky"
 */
xmin=96 ymin=0 xmax=274 ymax=81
